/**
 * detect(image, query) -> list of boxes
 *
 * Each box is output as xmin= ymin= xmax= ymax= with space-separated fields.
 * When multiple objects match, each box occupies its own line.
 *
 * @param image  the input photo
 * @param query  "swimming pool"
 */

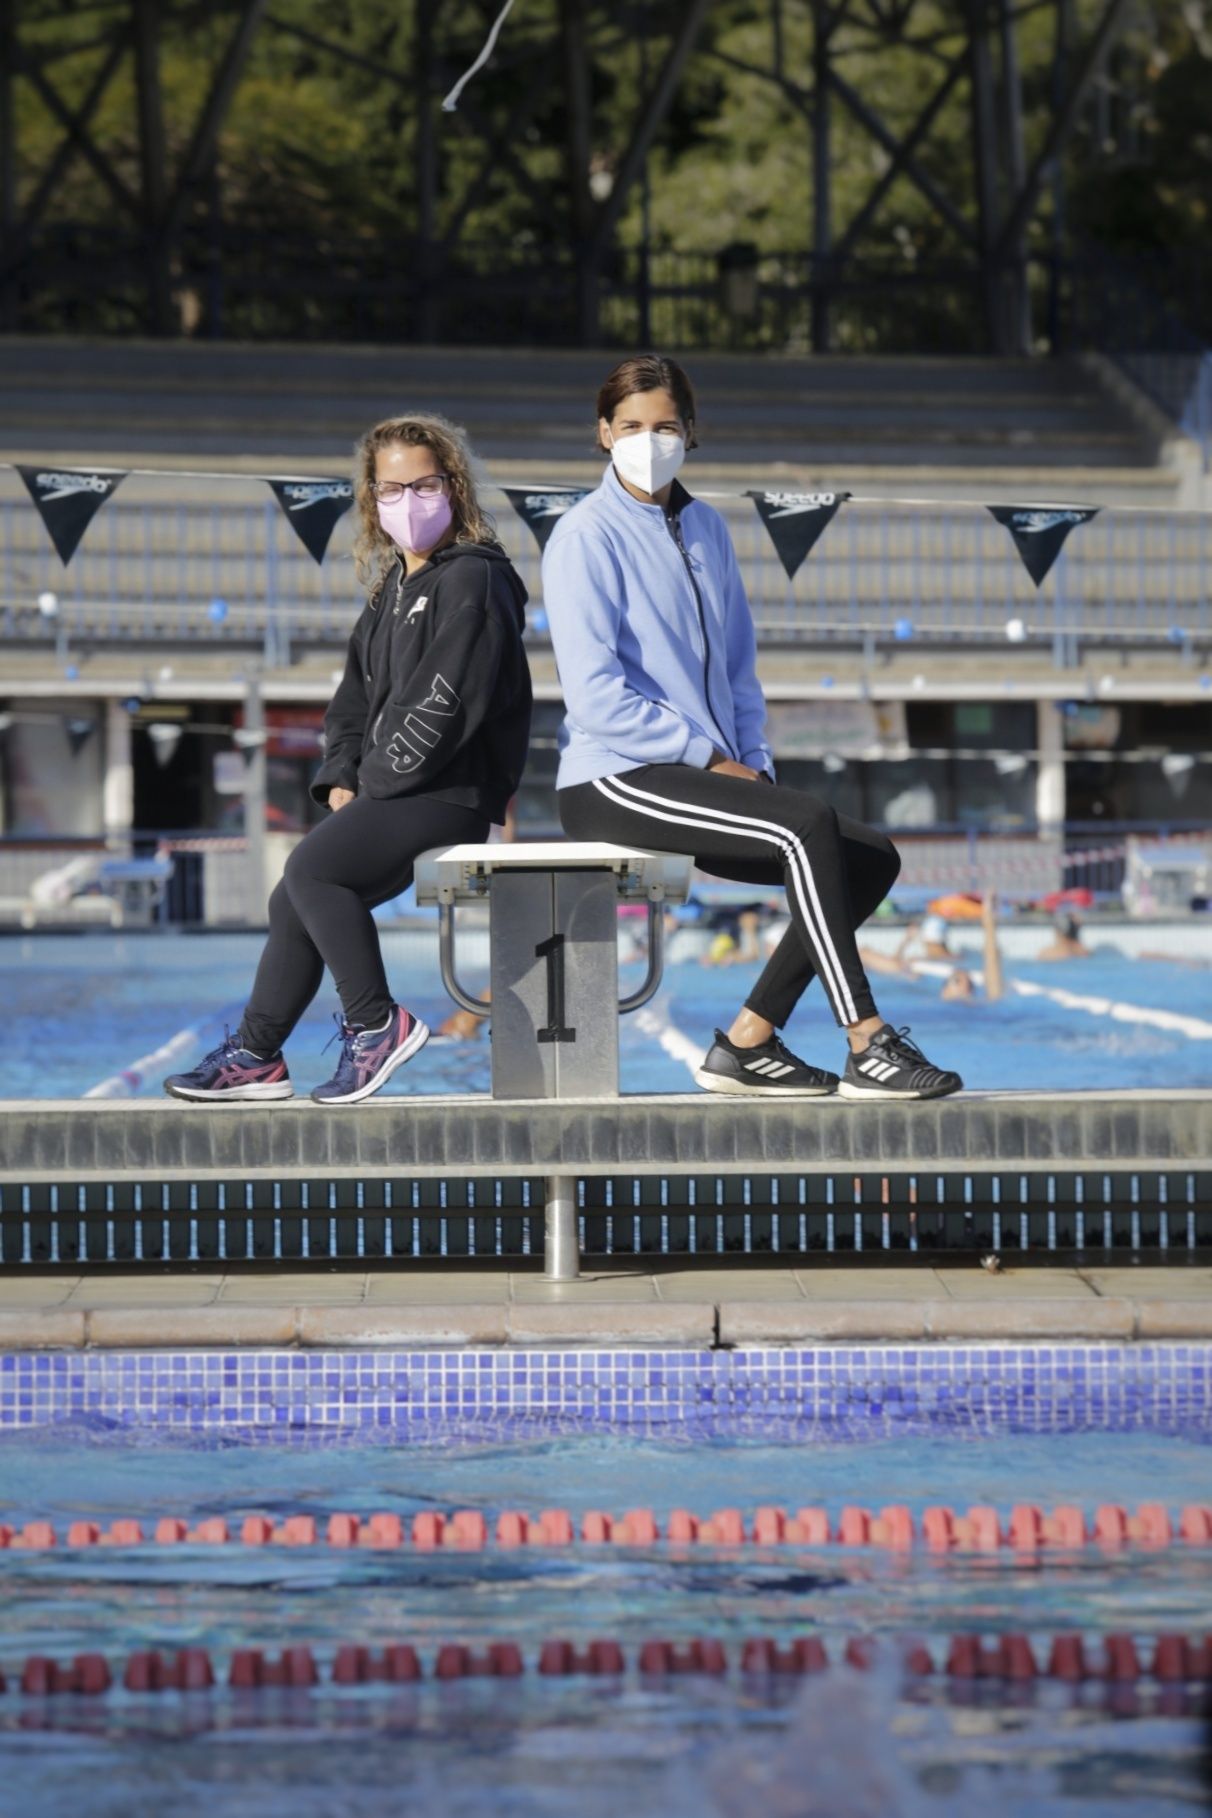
xmin=2 ymin=1399 xmax=1210 ymax=1816
xmin=3 ymin=927 xmax=1210 ymax=1815
xmin=0 ymin=930 xmax=1208 ymax=1098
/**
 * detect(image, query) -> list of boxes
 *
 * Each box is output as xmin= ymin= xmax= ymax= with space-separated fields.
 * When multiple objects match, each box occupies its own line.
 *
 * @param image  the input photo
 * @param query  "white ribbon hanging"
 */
xmin=442 ymin=0 xmax=518 ymax=112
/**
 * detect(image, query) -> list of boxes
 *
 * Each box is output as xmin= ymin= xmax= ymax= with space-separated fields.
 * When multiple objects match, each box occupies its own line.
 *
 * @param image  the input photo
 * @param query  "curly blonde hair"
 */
xmin=353 ymin=413 xmax=496 ymax=593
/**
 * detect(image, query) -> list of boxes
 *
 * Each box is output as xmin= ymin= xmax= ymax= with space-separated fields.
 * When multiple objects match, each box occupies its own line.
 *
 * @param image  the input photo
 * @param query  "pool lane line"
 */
xmin=6 ymin=1631 xmax=1212 ymax=1693
xmin=633 ymin=999 xmax=704 ymax=1080
xmin=5 ymin=1501 xmax=1210 ymax=1551
xmin=913 ymin=960 xmax=1212 ymax=1040
xmin=85 ymin=1000 xmax=246 ymax=1098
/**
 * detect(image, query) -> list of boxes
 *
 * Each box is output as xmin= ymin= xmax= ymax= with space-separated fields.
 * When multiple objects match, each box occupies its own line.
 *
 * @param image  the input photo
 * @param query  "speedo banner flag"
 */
xmin=266 ymin=478 xmax=354 ymax=564
xmin=987 ymin=503 xmax=1100 ymax=588
xmin=17 ymin=466 xmax=127 ymax=565
xmin=746 ymin=490 xmax=851 ymax=580
xmin=500 ymin=486 xmax=590 ymax=552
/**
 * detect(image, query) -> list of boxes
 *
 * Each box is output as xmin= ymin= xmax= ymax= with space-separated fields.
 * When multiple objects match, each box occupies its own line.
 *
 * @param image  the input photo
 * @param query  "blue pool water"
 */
xmin=0 ymin=931 xmax=1208 ymax=1097
xmin=2 ymin=1431 xmax=1211 ymax=1816
xmin=2 ymin=923 xmax=1210 ymax=1813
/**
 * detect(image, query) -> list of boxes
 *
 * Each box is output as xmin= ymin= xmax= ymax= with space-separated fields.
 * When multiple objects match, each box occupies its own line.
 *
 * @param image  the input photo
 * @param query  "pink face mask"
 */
xmin=377 ymin=487 xmax=453 ymax=554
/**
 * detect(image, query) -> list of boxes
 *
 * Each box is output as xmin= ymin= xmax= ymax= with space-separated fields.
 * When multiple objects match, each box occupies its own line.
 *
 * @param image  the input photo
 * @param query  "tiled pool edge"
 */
xmin=2 ymin=1343 xmax=1209 ymax=1442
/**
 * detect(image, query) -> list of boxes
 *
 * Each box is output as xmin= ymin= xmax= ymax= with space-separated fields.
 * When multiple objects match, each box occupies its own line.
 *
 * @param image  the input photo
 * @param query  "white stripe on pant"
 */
xmin=591 ymin=771 xmax=860 ymax=1024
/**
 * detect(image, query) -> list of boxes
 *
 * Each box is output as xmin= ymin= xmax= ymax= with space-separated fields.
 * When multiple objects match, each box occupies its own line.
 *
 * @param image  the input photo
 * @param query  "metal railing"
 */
xmin=2 ymin=493 xmax=1209 ymax=658
xmin=14 ymin=225 xmax=995 ymax=354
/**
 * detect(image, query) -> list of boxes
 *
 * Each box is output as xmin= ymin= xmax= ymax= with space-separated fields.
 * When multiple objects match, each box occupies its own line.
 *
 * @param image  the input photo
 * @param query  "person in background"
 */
xmin=543 ymin=351 xmax=962 ymax=1101
xmin=1036 ymin=913 xmax=1090 ymax=961
xmin=860 ymin=893 xmax=1002 ymax=1002
xmin=164 ymin=414 xmax=531 ymax=1104
xmin=916 ymin=911 xmax=954 ymax=962
xmin=701 ymin=904 xmax=765 ymax=967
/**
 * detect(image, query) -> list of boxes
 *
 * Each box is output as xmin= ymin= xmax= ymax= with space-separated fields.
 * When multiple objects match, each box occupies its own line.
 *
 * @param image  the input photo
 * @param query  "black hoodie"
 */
xmin=310 ymin=541 xmax=532 ymax=824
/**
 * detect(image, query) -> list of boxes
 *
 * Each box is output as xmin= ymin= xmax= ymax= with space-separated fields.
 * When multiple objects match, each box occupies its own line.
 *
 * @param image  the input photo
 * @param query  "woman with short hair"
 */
xmin=542 ymin=354 xmax=960 ymax=1100
xmin=165 ymin=413 xmax=531 ymax=1105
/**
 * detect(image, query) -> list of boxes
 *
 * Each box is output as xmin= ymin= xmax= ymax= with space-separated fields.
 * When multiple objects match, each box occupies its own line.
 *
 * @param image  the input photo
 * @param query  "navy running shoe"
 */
xmin=837 ymin=1023 xmax=962 ymax=1100
xmin=164 ymin=1028 xmax=293 ymax=1102
xmin=311 ymin=1004 xmax=429 ymax=1105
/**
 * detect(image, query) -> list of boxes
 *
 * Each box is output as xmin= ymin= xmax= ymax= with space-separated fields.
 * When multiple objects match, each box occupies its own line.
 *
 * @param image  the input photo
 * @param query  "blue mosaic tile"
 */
xmin=0 ymin=1343 xmax=1209 ymax=1444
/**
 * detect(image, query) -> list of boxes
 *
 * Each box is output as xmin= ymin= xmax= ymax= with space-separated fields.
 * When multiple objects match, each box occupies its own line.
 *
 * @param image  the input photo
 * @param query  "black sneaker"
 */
xmin=694 ymin=1029 xmax=839 ymax=1097
xmin=838 ymin=1023 xmax=962 ymax=1100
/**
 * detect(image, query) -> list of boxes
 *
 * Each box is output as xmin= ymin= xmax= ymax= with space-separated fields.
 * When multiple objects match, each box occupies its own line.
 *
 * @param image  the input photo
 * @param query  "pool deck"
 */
xmin=1 ymin=1258 xmax=1210 ymax=1349
xmin=1 ymin=1089 xmax=1208 ymax=1348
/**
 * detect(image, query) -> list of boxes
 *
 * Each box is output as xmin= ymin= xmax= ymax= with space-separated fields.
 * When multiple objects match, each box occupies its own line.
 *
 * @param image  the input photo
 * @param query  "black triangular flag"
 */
xmin=17 ymin=466 xmax=126 ymax=565
xmin=745 ymin=489 xmax=850 ymax=580
xmin=266 ymin=477 xmax=354 ymax=564
xmin=500 ymin=485 xmax=589 ymax=552
xmin=987 ymin=503 xmax=1100 ymax=588
xmin=64 ymin=715 xmax=96 ymax=757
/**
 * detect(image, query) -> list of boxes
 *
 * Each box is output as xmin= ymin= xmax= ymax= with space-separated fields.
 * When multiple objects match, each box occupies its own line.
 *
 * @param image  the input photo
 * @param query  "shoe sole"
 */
xmin=836 ymin=1078 xmax=962 ymax=1101
xmin=164 ymin=1081 xmax=294 ymax=1103
xmin=311 ymin=1018 xmax=430 ymax=1106
xmin=694 ymin=1068 xmax=837 ymax=1098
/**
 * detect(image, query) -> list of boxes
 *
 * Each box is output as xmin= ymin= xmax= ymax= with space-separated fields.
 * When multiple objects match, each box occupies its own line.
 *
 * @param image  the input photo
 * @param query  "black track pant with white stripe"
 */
xmin=559 ymin=766 xmax=900 ymax=1030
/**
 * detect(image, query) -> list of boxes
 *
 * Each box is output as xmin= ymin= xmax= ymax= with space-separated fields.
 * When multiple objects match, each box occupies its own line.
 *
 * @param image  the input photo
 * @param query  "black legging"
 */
xmin=560 ymin=765 xmax=899 ymax=1030
xmin=239 ymin=793 xmax=488 ymax=1057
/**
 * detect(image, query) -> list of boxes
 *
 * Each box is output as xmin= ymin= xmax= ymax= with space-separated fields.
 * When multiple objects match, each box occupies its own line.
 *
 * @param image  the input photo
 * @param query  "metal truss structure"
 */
xmin=2 ymin=0 xmax=1142 ymax=352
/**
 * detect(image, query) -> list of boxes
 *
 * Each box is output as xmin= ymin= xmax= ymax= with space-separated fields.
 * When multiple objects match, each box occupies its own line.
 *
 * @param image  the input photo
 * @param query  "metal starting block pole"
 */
xmin=413 ymin=842 xmax=694 ymax=1281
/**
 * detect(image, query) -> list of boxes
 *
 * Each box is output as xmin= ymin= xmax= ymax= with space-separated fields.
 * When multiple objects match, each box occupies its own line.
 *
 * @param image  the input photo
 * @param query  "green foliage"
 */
xmin=9 ymin=0 xmax=1208 ymax=340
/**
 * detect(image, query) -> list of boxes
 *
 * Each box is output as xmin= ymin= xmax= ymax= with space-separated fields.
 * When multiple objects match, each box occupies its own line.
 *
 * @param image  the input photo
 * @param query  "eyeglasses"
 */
xmin=372 ymin=475 xmax=449 ymax=503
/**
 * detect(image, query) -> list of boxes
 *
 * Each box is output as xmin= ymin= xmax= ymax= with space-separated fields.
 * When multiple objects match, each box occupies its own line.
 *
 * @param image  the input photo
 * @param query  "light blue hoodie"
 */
xmin=541 ymin=468 xmax=773 ymax=789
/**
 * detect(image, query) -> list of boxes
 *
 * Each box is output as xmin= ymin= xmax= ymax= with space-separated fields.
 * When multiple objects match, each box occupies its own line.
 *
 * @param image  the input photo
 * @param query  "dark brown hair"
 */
xmin=595 ymin=353 xmax=698 ymax=451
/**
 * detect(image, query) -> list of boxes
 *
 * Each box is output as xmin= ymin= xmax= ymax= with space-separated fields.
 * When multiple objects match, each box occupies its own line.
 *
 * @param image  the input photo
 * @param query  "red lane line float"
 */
xmin=105 ymin=1519 xmax=145 ymax=1547
xmin=124 ymin=1649 xmax=215 ymax=1692
xmin=538 ymin=1639 xmax=626 ymax=1675
xmin=6 ymin=1634 xmax=1212 ymax=1693
xmin=21 ymin=1654 xmax=111 ymax=1695
xmin=1181 ymin=1506 xmax=1212 ymax=1544
xmin=740 ymin=1637 xmax=828 ymax=1674
xmin=700 ymin=1509 xmax=745 ymax=1545
xmin=332 ymin=1644 xmax=422 ymax=1684
xmin=190 ymin=1518 xmax=229 ymax=1545
xmin=229 ymin=1647 xmax=319 ymax=1689
xmin=434 ymin=1643 xmax=524 ymax=1680
xmin=411 ymin=1509 xmax=492 ymax=1550
xmin=362 ymin=1513 xmax=405 ymax=1548
xmin=10 ymin=1503 xmax=1212 ymax=1550
xmin=638 ymin=1639 xmax=727 ymax=1675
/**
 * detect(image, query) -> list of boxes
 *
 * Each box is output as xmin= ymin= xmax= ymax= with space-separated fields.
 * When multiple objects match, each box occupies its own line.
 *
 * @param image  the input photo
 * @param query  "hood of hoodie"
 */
xmin=417 ymin=539 xmax=528 ymax=633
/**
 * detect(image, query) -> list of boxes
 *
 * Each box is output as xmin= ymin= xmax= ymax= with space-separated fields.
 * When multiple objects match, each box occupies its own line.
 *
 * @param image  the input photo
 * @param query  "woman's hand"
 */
xmin=708 ymin=758 xmax=764 ymax=782
xmin=328 ymin=787 xmax=356 ymax=812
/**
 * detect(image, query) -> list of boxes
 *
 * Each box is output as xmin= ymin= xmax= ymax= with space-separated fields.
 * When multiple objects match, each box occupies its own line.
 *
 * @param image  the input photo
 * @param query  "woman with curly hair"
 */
xmin=165 ymin=414 xmax=531 ymax=1105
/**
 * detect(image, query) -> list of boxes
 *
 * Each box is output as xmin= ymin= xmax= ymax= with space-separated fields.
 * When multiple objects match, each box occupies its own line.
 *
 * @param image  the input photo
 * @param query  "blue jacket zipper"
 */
xmin=665 ymin=505 xmax=735 ymax=760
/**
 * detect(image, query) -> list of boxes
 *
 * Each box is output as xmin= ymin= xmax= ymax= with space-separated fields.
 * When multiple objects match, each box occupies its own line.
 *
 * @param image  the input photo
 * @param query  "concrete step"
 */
xmin=0 ymin=339 xmax=1166 ymax=476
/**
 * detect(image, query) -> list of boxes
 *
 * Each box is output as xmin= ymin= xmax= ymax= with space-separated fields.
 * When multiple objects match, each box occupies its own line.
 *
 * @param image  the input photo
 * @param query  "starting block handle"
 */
xmin=438 ymin=892 xmax=670 ymax=1020
xmin=437 ymin=903 xmax=490 ymax=1017
xmin=618 ymin=899 xmax=666 ymax=1015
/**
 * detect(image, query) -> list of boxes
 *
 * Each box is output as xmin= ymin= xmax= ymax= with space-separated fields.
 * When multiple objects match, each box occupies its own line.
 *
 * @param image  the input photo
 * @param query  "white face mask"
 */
xmin=607 ymin=428 xmax=685 ymax=495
